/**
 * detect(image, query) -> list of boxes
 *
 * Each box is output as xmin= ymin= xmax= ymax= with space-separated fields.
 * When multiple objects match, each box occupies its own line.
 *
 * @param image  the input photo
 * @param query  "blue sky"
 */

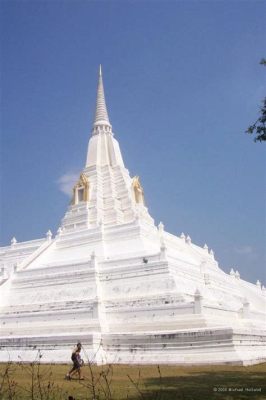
xmin=1 ymin=0 xmax=265 ymax=284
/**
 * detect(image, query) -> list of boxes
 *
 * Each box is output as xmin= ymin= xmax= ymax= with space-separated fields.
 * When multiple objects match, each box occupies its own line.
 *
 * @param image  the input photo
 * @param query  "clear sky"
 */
xmin=1 ymin=0 xmax=265 ymax=284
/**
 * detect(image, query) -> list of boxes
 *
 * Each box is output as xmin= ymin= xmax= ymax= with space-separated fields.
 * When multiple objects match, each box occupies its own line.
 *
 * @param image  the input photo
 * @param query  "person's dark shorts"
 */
xmin=73 ymin=359 xmax=80 ymax=369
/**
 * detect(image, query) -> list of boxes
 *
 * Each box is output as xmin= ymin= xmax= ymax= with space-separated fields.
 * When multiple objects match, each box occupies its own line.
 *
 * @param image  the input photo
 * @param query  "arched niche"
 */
xmin=132 ymin=176 xmax=145 ymax=205
xmin=72 ymin=173 xmax=89 ymax=205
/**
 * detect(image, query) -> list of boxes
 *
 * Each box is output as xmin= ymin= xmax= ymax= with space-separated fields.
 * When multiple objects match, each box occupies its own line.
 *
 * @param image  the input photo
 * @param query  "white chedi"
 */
xmin=0 ymin=66 xmax=265 ymax=366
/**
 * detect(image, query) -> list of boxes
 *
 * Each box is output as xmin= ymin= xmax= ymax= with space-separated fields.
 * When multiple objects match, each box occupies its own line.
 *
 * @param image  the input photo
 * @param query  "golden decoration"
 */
xmin=132 ymin=176 xmax=145 ymax=205
xmin=72 ymin=173 xmax=90 ymax=205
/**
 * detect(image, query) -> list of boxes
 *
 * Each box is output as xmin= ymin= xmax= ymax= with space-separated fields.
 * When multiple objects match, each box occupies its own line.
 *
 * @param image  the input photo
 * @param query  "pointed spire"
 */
xmin=186 ymin=235 xmax=191 ymax=244
xmin=11 ymin=237 xmax=17 ymax=246
xmin=92 ymin=65 xmax=111 ymax=134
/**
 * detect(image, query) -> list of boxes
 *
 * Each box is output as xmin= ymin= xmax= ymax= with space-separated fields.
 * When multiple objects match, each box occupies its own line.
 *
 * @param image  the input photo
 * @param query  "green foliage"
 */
xmin=246 ymin=59 xmax=266 ymax=142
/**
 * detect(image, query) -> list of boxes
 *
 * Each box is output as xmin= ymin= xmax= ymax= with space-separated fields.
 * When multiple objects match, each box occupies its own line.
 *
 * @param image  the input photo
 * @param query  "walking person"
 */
xmin=65 ymin=342 xmax=84 ymax=380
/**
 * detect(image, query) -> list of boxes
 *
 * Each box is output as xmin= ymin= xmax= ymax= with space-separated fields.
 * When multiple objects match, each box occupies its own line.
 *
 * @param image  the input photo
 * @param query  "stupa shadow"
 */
xmin=125 ymin=366 xmax=266 ymax=400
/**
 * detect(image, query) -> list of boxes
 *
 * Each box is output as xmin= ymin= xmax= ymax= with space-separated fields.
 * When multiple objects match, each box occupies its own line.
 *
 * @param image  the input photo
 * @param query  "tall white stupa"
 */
xmin=0 ymin=67 xmax=265 ymax=365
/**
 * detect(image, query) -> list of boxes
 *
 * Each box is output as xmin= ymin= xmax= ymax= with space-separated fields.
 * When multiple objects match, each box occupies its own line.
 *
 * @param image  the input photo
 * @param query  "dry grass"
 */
xmin=0 ymin=361 xmax=266 ymax=399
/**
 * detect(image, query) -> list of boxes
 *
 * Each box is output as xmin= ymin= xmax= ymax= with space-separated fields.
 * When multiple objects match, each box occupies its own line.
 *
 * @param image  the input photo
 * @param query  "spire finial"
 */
xmin=92 ymin=65 xmax=111 ymax=134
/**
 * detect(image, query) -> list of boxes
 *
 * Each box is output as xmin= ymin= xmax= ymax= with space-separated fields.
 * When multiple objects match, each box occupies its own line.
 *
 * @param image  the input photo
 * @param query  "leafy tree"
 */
xmin=246 ymin=59 xmax=266 ymax=142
